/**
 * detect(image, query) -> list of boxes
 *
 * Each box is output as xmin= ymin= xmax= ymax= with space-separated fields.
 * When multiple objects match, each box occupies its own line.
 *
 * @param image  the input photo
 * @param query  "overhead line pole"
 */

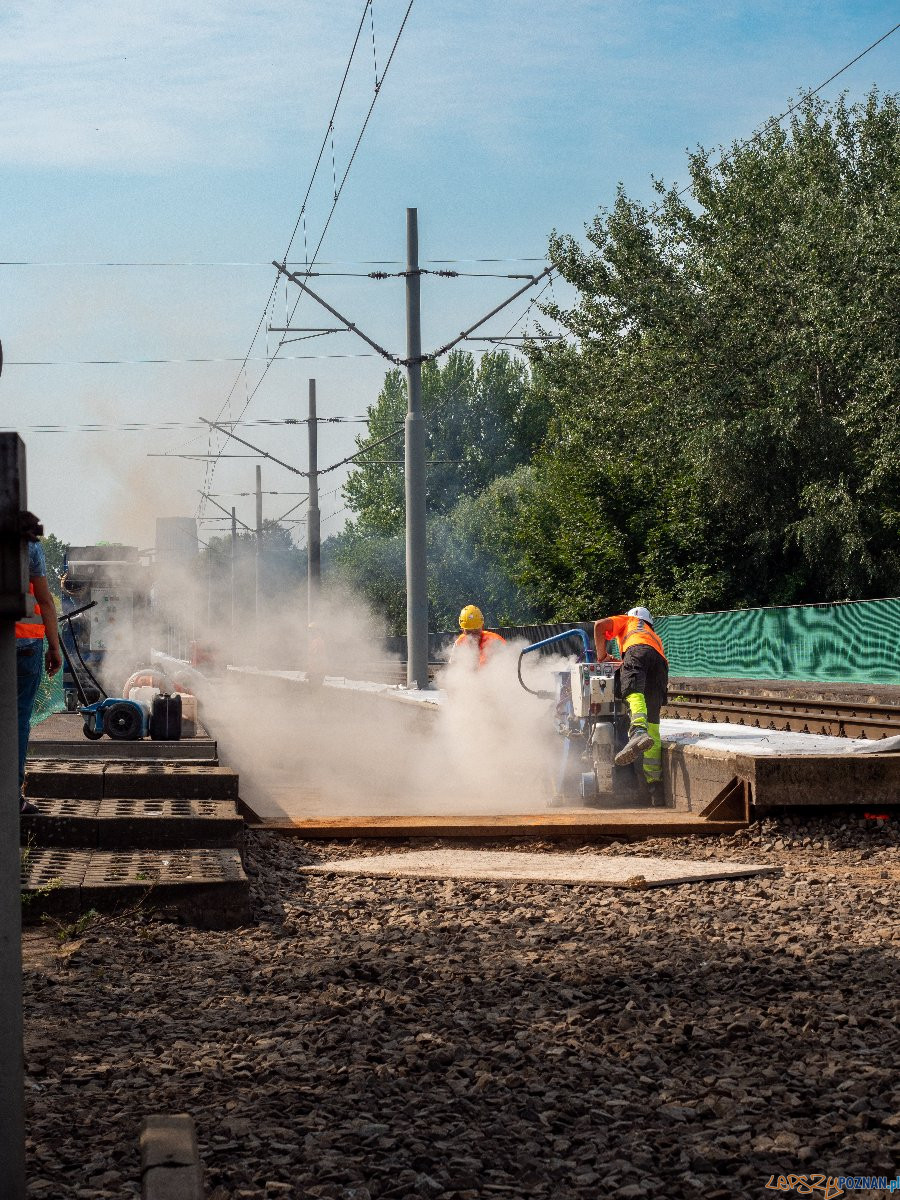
xmin=307 ymin=380 xmax=320 ymax=628
xmin=255 ymin=465 xmax=262 ymax=664
xmin=272 ymin=218 xmax=554 ymax=690
xmin=404 ymin=209 xmax=428 ymax=688
xmin=231 ymin=507 xmax=237 ymax=668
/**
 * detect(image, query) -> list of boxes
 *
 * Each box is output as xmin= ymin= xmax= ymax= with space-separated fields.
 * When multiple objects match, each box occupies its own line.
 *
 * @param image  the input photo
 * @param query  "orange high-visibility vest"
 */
xmin=15 ymin=582 xmax=45 ymax=640
xmin=599 ymin=614 xmax=666 ymax=662
xmin=452 ymin=629 xmax=505 ymax=668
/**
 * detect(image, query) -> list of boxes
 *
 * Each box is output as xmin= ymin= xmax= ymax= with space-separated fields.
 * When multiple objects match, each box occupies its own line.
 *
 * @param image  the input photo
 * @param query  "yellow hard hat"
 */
xmin=459 ymin=604 xmax=484 ymax=631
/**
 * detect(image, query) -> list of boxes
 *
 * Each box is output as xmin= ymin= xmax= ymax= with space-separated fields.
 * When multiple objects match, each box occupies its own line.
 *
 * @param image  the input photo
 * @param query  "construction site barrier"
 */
xmin=654 ymin=598 xmax=900 ymax=685
xmin=417 ymin=598 xmax=900 ymax=685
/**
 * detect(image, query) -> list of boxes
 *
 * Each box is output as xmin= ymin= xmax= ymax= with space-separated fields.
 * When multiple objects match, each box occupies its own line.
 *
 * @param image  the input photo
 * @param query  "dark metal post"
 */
xmin=307 ymin=379 xmax=320 ymax=626
xmin=255 ymin=465 xmax=262 ymax=663
xmin=0 ymin=433 xmax=29 ymax=1200
xmin=404 ymin=208 xmax=428 ymax=688
xmin=230 ymin=507 xmax=237 ymax=666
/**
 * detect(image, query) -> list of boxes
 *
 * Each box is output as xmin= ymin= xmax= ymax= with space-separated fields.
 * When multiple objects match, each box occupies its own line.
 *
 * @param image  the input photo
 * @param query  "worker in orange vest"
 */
xmin=451 ymin=605 xmax=505 ymax=668
xmin=17 ymin=529 xmax=63 ymax=813
xmin=593 ymin=606 xmax=668 ymax=806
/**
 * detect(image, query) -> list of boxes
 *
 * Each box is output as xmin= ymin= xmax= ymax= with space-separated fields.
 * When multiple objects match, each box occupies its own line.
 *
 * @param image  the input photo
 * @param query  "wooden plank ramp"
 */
xmin=257 ymin=810 xmax=746 ymax=840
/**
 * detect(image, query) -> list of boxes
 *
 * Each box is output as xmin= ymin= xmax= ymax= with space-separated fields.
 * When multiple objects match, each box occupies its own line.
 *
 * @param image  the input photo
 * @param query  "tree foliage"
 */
xmin=524 ymin=90 xmax=900 ymax=616
xmin=343 ymin=350 xmax=544 ymax=536
xmin=331 ymin=91 xmax=900 ymax=632
xmin=40 ymin=532 xmax=68 ymax=596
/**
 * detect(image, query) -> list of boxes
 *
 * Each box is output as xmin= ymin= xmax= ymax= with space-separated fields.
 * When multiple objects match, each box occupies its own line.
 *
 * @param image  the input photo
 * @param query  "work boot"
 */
xmin=614 ymin=725 xmax=654 ymax=766
xmin=647 ymin=781 xmax=665 ymax=808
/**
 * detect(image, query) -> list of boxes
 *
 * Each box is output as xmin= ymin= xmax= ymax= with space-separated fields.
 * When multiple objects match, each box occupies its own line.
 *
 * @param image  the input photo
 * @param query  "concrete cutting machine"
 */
xmin=517 ymin=628 xmax=642 ymax=806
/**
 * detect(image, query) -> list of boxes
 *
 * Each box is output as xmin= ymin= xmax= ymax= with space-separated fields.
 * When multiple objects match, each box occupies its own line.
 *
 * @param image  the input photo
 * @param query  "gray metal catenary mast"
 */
xmin=272 ymin=208 xmax=552 ymax=688
xmin=403 ymin=210 xmax=428 ymax=688
xmin=307 ymin=379 xmax=321 ymax=627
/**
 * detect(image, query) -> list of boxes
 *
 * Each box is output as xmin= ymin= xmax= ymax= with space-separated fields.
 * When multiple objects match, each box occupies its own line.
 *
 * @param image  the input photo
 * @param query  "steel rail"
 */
xmin=663 ymin=689 xmax=900 ymax=740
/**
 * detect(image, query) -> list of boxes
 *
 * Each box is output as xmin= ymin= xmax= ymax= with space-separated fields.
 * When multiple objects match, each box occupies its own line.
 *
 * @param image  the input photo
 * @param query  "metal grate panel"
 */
xmin=97 ymin=798 xmax=234 ymax=820
xmin=82 ymin=849 xmax=246 ymax=886
xmin=21 ymin=848 xmax=91 ymax=889
xmin=24 ymin=797 xmax=100 ymax=818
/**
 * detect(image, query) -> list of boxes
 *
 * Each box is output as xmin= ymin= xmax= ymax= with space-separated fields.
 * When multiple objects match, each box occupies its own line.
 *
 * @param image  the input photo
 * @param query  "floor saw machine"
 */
xmin=517 ymin=628 xmax=643 ymax=807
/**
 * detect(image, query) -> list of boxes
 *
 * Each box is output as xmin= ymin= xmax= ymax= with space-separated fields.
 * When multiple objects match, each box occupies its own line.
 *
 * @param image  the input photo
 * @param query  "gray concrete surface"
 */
xmin=303 ymin=848 xmax=777 ymax=887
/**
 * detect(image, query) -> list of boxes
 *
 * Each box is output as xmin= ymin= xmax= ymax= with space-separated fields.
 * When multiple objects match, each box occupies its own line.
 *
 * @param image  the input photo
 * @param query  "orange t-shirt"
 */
xmin=596 ymin=614 xmax=666 ymax=662
xmin=452 ymin=629 xmax=505 ymax=668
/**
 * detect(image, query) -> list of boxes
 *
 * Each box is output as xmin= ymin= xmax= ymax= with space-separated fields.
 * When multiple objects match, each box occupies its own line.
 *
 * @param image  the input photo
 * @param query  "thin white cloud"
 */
xmin=0 ymin=0 xmax=346 ymax=169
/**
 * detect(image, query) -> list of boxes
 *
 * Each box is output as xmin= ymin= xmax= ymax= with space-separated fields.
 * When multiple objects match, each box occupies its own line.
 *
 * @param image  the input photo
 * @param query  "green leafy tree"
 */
xmin=336 ymin=349 xmax=549 ymax=630
xmin=343 ymin=350 xmax=541 ymax=536
xmin=525 ymin=89 xmax=900 ymax=615
xmin=40 ymin=533 xmax=68 ymax=596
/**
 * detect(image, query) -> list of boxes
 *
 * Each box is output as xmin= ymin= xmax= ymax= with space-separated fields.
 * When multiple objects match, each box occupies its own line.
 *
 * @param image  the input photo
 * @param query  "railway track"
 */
xmin=663 ymin=687 xmax=900 ymax=740
xmin=382 ymin=660 xmax=900 ymax=740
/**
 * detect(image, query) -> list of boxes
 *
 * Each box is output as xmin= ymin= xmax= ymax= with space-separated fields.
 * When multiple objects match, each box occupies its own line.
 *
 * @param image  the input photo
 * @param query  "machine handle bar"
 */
xmin=519 ymin=628 xmax=596 ymax=662
xmin=60 ymin=599 xmax=98 ymax=621
xmin=517 ymin=627 xmax=596 ymax=699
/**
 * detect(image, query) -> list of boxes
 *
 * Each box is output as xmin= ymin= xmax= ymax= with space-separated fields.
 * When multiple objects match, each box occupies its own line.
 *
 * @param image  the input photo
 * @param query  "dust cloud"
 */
xmin=192 ymin=588 xmax=572 ymax=820
xmin=156 ymin=578 xmax=569 ymax=820
xmin=66 ymin=458 xmax=572 ymax=818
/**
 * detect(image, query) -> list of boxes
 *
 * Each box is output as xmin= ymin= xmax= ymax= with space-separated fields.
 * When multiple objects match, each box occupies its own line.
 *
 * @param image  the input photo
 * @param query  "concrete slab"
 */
xmin=21 ymin=847 xmax=249 ymax=928
xmin=20 ymin=798 xmax=101 ymax=846
xmin=24 ymin=761 xmax=105 ymax=798
xmin=741 ymin=753 xmax=900 ymax=807
xmin=103 ymin=763 xmax=239 ymax=800
xmin=94 ymin=798 xmax=244 ymax=849
xmin=141 ymin=1114 xmax=204 ymax=1200
xmin=20 ymin=797 xmax=243 ymax=849
xmin=662 ymin=718 xmax=900 ymax=756
xmin=664 ymin=736 xmax=900 ymax=811
xmin=302 ymin=848 xmax=776 ymax=887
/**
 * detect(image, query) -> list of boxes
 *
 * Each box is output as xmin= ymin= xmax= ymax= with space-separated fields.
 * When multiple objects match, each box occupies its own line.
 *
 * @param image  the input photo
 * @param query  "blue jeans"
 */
xmin=17 ymin=641 xmax=44 ymax=791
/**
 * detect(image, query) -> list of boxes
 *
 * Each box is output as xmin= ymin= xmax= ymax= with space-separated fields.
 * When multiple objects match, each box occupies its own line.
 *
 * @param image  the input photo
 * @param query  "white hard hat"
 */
xmin=627 ymin=606 xmax=654 ymax=625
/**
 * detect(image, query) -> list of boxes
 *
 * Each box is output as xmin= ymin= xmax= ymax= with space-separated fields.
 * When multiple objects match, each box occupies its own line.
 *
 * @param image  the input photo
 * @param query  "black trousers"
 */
xmin=618 ymin=644 xmax=668 ymax=723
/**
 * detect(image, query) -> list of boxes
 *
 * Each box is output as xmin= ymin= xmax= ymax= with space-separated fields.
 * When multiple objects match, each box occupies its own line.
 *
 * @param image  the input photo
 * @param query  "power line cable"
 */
xmin=6 ymin=352 xmax=382 ymax=366
xmin=198 ymin=0 xmax=416 ymax=513
xmin=194 ymin=0 xmax=375 ymax=511
xmin=0 ymin=256 xmax=549 ymax=268
xmin=652 ymin=20 xmax=900 ymax=218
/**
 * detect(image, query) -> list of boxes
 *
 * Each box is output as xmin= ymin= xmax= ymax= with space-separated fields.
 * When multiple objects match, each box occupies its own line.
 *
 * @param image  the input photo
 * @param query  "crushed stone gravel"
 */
xmin=21 ymin=810 xmax=900 ymax=1199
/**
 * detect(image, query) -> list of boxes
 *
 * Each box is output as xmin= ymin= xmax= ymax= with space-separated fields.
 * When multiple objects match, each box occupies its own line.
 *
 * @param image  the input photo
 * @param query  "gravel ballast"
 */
xmin=22 ymin=812 xmax=900 ymax=1199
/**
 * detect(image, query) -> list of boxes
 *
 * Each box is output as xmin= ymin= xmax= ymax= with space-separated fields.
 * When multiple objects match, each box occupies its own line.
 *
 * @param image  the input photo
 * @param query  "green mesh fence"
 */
xmin=32 ymin=666 xmax=65 ymax=725
xmin=655 ymin=598 xmax=900 ymax=685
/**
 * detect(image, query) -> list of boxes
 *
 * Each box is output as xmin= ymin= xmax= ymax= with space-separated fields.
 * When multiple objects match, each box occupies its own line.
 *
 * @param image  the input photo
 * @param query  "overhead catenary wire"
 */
xmin=14 ymin=417 xmax=367 ymax=432
xmin=206 ymin=2 xmax=374 ymax=421
xmin=196 ymin=0 xmax=417 ymax=515
xmin=636 ymin=20 xmax=900 ymax=225
xmin=0 ymin=256 xmax=549 ymax=268
xmin=7 ymin=346 xmax=506 ymax=369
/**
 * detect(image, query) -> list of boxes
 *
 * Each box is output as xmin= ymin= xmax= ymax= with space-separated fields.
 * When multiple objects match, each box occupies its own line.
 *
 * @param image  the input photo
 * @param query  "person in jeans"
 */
xmin=16 ymin=537 xmax=62 ymax=813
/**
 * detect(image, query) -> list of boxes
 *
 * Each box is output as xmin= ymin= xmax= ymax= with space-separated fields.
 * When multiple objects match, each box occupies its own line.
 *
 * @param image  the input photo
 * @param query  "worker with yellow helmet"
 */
xmin=451 ymin=604 xmax=506 ymax=668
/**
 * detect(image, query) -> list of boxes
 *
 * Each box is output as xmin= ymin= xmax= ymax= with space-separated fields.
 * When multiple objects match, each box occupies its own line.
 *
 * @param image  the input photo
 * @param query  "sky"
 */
xmin=1 ymin=0 xmax=898 ymax=551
